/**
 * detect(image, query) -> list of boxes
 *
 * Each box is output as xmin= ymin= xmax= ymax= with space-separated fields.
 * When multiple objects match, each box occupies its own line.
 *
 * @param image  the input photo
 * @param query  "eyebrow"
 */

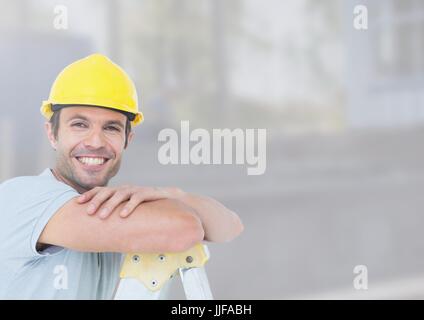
xmin=67 ymin=114 xmax=125 ymax=129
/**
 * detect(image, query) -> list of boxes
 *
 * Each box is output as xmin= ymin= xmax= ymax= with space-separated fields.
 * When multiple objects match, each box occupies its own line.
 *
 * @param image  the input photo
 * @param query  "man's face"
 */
xmin=46 ymin=106 xmax=132 ymax=192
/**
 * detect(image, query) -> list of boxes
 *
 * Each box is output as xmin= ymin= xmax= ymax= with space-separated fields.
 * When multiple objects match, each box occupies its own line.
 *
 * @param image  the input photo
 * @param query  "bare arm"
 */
xmin=77 ymin=185 xmax=244 ymax=243
xmin=177 ymin=192 xmax=244 ymax=243
xmin=38 ymin=198 xmax=205 ymax=253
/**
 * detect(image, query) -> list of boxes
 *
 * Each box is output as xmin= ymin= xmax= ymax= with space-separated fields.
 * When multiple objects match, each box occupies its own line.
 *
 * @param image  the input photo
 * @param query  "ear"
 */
xmin=128 ymin=131 xmax=134 ymax=143
xmin=45 ymin=122 xmax=57 ymax=150
xmin=124 ymin=131 xmax=135 ymax=149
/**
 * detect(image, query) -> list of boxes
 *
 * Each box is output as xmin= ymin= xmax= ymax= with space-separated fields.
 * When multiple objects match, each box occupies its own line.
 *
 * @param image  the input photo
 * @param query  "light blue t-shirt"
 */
xmin=0 ymin=168 xmax=122 ymax=299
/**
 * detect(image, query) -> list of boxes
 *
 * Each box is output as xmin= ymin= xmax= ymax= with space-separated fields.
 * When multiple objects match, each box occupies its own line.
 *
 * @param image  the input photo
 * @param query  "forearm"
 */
xmin=39 ymin=198 xmax=204 ymax=253
xmin=176 ymin=192 xmax=244 ymax=242
xmin=76 ymin=184 xmax=242 ymax=245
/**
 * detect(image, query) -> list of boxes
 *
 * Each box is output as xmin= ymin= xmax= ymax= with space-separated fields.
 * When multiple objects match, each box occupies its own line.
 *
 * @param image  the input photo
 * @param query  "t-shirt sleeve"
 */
xmin=0 ymin=176 xmax=79 ymax=259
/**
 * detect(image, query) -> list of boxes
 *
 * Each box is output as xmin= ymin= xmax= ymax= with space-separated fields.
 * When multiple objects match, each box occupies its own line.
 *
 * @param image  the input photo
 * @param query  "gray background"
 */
xmin=1 ymin=0 xmax=424 ymax=299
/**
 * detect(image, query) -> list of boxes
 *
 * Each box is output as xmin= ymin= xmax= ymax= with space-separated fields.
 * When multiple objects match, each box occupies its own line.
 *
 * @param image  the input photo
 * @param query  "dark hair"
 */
xmin=49 ymin=108 xmax=132 ymax=148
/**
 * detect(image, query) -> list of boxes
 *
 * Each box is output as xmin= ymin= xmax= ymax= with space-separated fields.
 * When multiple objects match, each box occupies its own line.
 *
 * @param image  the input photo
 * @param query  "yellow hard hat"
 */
xmin=41 ymin=53 xmax=143 ymax=127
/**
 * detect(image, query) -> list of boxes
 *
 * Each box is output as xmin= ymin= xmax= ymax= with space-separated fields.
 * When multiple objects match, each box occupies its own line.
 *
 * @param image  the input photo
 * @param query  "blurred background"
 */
xmin=1 ymin=0 xmax=424 ymax=299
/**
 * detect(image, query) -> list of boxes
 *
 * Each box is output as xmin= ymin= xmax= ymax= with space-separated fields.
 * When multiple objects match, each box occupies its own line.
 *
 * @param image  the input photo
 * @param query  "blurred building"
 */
xmin=346 ymin=0 xmax=424 ymax=127
xmin=1 ymin=0 xmax=424 ymax=300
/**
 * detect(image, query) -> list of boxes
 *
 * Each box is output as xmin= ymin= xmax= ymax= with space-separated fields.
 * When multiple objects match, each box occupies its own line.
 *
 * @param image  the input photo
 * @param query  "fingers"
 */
xmin=140 ymin=187 xmax=170 ymax=201
xmin=98 ymin=190 xmax=133 ymax=219
xmin=79 ymin=185 xmax=184 ymax=219
xmin=163 ymin=187 xmax=185 ymax=198
xmin=119 ymin=187 xmax=170 ymax=218
xmin=119 ymin=193 xmax=145 ymax=218
xmin=86 ymin=188 xmax=116 ymax=215
xmin=77 ymin=187 xmax=101 ymax=203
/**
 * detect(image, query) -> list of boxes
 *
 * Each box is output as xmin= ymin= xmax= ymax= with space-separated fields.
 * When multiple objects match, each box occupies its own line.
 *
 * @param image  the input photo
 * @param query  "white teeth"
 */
xmin=77 ymin=157 xmax=106 ymax=165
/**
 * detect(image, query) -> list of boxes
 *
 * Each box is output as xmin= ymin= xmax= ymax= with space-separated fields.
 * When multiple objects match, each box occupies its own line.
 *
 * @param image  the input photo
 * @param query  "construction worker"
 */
xmin=0 ymin=54 xmax=243 ymax=299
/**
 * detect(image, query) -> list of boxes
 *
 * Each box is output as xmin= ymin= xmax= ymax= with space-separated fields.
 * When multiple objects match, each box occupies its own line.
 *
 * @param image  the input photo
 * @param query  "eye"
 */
xmin=105 ymin=126 xmax=121 ymax=132
xmin=72 ymin=122 xmax=87 ymax=128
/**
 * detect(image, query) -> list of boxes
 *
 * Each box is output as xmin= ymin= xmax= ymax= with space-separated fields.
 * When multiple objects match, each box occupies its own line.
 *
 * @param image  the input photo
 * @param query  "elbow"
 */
xmin=186 ymin=216 xmax=205 ymax=246
xmin=170 ymin=213 xmax=205 ymax=252
xmin=121 ymin=199 xmax=205 ymax=253
xmin=123 ymin=215 xmax=204 ymax=254
xmin=170 ymin=216 xmax=205 ymax=252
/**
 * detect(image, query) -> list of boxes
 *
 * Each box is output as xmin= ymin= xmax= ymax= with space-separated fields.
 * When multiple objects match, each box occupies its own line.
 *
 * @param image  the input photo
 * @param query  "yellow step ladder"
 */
xmin=114 ymin=243 xmax=213 ymax=299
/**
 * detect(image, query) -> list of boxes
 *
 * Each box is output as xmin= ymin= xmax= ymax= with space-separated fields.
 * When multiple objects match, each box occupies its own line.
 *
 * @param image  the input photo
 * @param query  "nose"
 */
xmin=83 ymin=127 xmax=107 ymax=149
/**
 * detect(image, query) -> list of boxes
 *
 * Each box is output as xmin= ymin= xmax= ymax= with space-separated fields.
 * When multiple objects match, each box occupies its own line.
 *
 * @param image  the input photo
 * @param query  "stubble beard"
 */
xmin=55 ymin=149 xmax=121 ymax=191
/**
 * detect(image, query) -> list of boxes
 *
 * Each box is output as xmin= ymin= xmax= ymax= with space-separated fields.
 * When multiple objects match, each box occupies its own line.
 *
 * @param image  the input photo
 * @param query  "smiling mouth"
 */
xmin=75 ymin=156 xmax=110 ymax=166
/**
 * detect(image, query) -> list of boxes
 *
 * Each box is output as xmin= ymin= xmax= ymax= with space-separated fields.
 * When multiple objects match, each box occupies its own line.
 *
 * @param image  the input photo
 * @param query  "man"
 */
xmin=0 ymin=54 xmax=243 ymax=299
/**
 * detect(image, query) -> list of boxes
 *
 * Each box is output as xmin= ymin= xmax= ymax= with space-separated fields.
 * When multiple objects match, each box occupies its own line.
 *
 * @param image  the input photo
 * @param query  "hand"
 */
xmin=77 ymin=185 xmax=185 ymax=219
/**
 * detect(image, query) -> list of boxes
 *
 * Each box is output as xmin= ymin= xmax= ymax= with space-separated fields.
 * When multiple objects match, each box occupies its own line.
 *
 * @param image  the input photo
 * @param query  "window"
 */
xmin=371 ymin=0 xmax=424 ymax=81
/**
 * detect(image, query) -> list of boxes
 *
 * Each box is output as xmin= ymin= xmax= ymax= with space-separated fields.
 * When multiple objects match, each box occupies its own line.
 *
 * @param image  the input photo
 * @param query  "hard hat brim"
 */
xmin=40 ymin=101 xmax=143 ymax=127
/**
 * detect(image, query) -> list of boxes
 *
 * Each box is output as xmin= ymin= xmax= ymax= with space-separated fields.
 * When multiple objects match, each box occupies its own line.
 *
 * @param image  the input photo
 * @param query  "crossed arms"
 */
xmin=38 ymin=186 xmax=244 ymax=253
